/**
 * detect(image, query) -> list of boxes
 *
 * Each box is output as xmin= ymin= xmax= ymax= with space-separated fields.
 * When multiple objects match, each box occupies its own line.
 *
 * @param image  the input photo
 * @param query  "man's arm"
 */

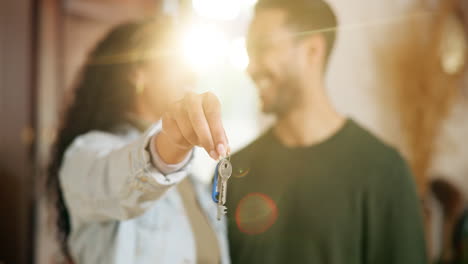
xmin=366 ymin=153 xmax=428 ymax=264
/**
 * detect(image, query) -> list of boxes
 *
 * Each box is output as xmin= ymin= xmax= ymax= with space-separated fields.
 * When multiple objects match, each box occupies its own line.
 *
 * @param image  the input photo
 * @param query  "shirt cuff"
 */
xmin=149 ymin=131 xmax=193 ymax=175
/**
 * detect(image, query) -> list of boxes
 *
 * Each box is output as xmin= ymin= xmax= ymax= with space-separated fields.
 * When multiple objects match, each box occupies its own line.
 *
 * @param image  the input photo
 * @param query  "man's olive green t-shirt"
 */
xmin=227 ymin=119 xmax=427 ymax=264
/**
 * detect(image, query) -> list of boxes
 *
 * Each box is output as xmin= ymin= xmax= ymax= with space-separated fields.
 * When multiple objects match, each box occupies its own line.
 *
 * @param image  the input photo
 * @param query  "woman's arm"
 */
xmin=60 ymin=91 xmax=230 ymax=223
xmin=60 ymin=124 xmax=187 ymax=223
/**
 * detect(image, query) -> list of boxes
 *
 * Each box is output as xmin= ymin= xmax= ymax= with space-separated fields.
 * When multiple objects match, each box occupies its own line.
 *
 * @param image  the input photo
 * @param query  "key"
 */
xmin=216 ymin=158 xmax=232 ymax=220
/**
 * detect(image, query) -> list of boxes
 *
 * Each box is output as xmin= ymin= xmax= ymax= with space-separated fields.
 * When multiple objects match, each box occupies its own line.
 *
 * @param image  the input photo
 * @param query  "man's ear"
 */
xmin=303 ymin=34 xmax=327 ymax=66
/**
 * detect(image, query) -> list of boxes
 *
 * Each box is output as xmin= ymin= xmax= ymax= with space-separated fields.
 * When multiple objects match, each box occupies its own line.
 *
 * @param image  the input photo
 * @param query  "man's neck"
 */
xmin=273 ymin=92 xmax=346 ymax=148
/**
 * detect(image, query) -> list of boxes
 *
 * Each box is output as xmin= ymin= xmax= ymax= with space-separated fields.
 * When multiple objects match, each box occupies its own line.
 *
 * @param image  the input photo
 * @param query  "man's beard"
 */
xmin=262 ymin=74 xmax=301 ymax=118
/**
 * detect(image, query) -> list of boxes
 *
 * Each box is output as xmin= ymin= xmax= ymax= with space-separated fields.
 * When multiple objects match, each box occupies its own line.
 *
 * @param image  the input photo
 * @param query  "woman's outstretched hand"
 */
xmin=155 ymin=92 xmax=230 ymax=164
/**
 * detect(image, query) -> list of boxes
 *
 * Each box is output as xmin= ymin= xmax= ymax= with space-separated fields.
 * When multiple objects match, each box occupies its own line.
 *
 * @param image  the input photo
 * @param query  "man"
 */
xmin=226 ymin=0 xmax=427 ymax=263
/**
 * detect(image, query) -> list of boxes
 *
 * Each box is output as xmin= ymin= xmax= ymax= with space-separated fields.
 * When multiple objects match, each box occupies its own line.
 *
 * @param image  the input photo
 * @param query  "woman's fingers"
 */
xmin=161 ymin=92 xmax=229 ymax=160
xmin=202 ymin=92 xmax=229 ymax=158
xmin=184 ymin=92 xmax=216 ymax=158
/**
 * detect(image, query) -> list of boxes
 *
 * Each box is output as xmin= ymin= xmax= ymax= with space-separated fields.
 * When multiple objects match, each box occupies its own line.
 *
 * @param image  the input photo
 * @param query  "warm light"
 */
xmin=229 ymin=37 xmax=249 ymax=70
xmin=193 ymin=0 xmax=241 ymax=20
xmin=181 ymin=23 xmax=229 ymax=72
xmin=242 ymin=0 xmax=258 ymax=8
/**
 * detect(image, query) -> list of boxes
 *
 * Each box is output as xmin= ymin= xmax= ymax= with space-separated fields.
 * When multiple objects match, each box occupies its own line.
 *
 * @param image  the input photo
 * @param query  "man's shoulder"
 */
xmin=346 ymin=120 xmax=412 ymax=185
xmin=345 ymin=120 xmax=403 ymax=165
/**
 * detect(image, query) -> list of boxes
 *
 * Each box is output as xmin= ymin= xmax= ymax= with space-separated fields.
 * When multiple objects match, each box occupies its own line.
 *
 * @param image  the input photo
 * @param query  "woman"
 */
xmin=48 ymin=17 xmax=230 ymax=264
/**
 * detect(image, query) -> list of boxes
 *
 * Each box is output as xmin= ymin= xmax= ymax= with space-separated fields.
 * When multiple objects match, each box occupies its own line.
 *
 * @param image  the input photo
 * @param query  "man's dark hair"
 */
xmin=255 ymin=0 xmax=338 ymax=62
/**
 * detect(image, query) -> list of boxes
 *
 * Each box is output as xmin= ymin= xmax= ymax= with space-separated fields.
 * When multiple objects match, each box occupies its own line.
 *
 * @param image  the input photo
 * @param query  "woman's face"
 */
xmin=135 ymin=56 xmax=195 ymax=121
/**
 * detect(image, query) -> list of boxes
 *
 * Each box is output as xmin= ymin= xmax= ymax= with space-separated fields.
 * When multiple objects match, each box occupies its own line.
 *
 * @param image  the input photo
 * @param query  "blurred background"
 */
xmin=1 ymin=0 xmax=468 ymax=263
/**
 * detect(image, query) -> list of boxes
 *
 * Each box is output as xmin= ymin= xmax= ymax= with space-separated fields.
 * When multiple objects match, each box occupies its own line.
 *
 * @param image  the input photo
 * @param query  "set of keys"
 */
xmin=211 ymin=157 xmax=232 ymax=221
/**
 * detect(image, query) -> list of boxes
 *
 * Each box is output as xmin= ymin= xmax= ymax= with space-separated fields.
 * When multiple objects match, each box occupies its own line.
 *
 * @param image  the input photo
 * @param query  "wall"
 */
xmin=431 ymin=95 xmax=468 ymax=197
xmin=0 ymin=0 xmax=36 ymax=263
xmin=327 ymin=0 xmax=414 ymax=151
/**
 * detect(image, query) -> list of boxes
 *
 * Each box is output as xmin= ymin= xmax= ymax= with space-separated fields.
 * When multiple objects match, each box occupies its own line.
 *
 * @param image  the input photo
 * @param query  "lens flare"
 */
xmin=228 ymin=37 xmax=249 ymax=70
xmin=233 ymin=167 xmax=250 ymax=178
xmin=181 ymin=23 xmax=228 ymax=72
xmin=193 ymin=0 xmax=241 ymax=20
xmin=235 ymin=192 xmax=278 ymax=235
